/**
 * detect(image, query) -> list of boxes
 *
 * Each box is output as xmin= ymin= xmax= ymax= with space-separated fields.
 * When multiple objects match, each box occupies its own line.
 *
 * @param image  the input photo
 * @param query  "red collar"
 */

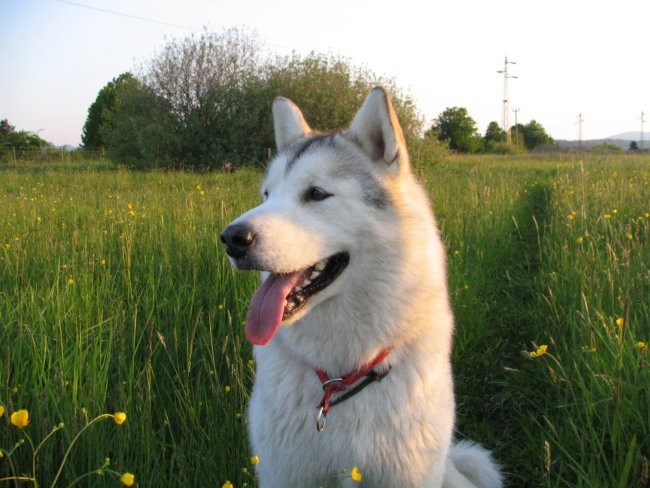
xmin=314 ymin=348 xmax=392 ymax=432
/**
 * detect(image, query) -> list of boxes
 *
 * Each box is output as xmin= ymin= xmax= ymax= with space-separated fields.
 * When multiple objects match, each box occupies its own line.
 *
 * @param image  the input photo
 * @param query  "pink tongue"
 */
xmin=245 ymin=270 xmax=310 ymax=345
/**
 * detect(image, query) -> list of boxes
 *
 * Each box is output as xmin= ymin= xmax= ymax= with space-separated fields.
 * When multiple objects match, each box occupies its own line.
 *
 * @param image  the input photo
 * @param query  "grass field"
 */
xmin=0 ymin=155 xmax=648 ymax=487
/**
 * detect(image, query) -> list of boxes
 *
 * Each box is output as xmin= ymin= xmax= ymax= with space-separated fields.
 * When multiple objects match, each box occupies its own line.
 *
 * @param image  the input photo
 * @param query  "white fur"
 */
xmin=224 ymin=88 xmax=503 ymax=487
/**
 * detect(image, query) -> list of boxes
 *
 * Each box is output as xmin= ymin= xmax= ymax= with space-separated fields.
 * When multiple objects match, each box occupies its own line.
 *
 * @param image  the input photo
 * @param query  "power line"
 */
xmin=52 ymin=0 xmax=297 ymax=52
xmin=53 ymin=0 xmax=193 ymax=30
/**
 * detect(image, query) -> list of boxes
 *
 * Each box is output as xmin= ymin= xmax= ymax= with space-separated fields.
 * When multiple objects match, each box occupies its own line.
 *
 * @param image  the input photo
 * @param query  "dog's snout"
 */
xmin=220 ymin=223 xmax=257 ymax=259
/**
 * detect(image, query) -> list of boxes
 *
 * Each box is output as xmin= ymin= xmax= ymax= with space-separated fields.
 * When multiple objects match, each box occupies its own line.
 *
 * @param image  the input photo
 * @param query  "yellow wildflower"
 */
xmin=636 ymin=341 xmax=647 ymax=350
xmin=222 ymin=482 xmax=234 ymax=488
xmin=351 ymin=466 xmax=362 ymax=482
xmin=10 ymin=409 xmax=29 ymax=429
xmin=224 ymin=385 xmax=231 ymax=393
xmin=217 ymin=304 xmax=224 ymax=311
xmin=616 ymin=317 xmax=624 ymax=328
xmin=113 ymin=411 xmax=127 ymax=425
xmin=68 ymin=278 xmax=75 ymax=286
xmin=529 ymin=344 xmax=548 ymax=359
xmin=120 ymin=472 xmax=135 ymax=486
xmin=250 ymin=455 xmax=260 ymax=465
xmin=0 ymin=405 xmax=4 ymax=417
xmin=603 ymin=213 xmax=611 ymax=220
xmin=577 ymin=236 xmax=583 ymax=244
xmin=627 ymin=233 xmax=633 ymax=240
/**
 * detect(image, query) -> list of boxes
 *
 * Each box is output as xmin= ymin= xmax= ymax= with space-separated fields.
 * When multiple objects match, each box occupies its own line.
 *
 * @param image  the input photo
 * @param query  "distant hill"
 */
xmin=553 ymin=134 xmax=649 ymax=151
xmin=606 ymin=131 xmax=650 ymax=141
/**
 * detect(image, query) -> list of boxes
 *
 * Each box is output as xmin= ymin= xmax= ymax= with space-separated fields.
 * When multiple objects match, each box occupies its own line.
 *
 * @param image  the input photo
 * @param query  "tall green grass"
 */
xmin=1 ymin=165 xmax=260 ymax=486
xmin=0 ymin=156 xmax=648 ymax=487
xmin=513 ymin=161 xmax=649 ymax=486
xmin=432 ymin=156 xmax=649 ymax=487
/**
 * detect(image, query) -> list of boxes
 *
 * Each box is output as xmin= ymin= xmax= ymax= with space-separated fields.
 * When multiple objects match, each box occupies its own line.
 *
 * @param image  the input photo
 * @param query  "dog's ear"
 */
xmin=273 ymin=97 xmax=312 ymax=152
xmin=347 ymin=87 xmax=408 ymax=171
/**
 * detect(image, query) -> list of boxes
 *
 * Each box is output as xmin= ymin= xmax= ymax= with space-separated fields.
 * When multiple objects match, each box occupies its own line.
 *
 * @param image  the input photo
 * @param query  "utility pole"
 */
xmin=512 ymin=108 xmax=520 ymax=148
xmin=497 ymin=56 xmax=518 ymax=145
xmin=577 ymin=113 xmax=584 ymax=147
xmin=640 ymin=111 xmax=646 ymax=150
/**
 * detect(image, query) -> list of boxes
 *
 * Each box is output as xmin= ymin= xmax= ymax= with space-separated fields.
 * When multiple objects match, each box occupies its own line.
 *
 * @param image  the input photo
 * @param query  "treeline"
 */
xmin=82 ymin=28 xmax=422 ymax=169
xmin=0 ymin=119 xmax=51 ymax=157
xmin=428 ymin=107 xmax=553 ymax=154
xmin=83 ymin=28 xmax=554 ymax=169
xmin=0 ymin=120 xmax=104 ymax=163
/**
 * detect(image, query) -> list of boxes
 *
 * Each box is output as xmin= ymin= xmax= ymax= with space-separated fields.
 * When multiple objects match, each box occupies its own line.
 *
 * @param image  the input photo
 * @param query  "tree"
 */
xmin=82 ymin=73 xmax=136 ymax=149
xmin=483 ymin=121 xmax=512 ymax=153
xmin=265 ymin=52 xmax=422 ymax=142
xmin=0 ymin=118 xmax=50 ymax=155
xmin=143 ymin=27 xmax=264 ymax=167
xmin=484 ymin=121 xmax=505 ymax=144
xmin=144 ymin=33 xmax=422 ymax=166
xmin=102 ymin=76 xmax=178 ymax=168
xmin=518 ymin=120 xmax=552 ymax=150
xmin=89 ymin=28 xmax=423 ymax=168
xmin=429 ymin=107 xmax=483 ymax=153
xmin=1 ymin=119 xmax=16 ymax=135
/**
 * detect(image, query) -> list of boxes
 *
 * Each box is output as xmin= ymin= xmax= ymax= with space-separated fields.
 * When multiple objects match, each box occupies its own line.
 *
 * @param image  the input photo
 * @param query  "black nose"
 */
xmin=220 ymin=223 xmax=257 ymax=259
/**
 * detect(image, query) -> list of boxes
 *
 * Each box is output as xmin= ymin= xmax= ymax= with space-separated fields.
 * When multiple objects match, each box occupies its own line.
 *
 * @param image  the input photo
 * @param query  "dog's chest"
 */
xmin=248 ymin=346 xmax=453 ymax=487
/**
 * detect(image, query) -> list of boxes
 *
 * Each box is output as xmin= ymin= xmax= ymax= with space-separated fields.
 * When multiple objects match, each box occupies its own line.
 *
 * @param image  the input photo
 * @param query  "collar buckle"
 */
xmin=314 ymin=348 xmax=392 ymax=432
xmin=321 ymin=377 xmax=346 ymax=391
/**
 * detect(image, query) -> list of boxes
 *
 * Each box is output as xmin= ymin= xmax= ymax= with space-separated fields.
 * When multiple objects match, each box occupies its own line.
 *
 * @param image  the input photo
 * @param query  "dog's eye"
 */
xmin=305 ymin=186 xmax=332 ymax=202
xmin=262 ymin=190 xmax=269 ymax=201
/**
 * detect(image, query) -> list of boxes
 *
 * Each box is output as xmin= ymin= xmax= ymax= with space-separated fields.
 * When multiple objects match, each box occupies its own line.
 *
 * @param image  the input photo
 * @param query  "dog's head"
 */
xmin=221 ymin=87 xmax=411 ymax=346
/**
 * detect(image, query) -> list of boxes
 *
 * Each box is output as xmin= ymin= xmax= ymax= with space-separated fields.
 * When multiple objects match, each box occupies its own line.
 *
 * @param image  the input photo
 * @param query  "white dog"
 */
xmin=221 ymin=87 xmax=503 ymax=488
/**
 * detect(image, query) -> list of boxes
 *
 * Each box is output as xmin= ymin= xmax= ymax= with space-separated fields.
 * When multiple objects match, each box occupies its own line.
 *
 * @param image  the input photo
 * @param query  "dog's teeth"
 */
xmin=295 ymin=285 xmax=303 ymax=292
xmin=314 ymin=259 xmax=327 ymax=271
xmin=303 ymin=279 xmax=312 ymax=287
xmin=310 ymin=270 xmax=320 ymax=280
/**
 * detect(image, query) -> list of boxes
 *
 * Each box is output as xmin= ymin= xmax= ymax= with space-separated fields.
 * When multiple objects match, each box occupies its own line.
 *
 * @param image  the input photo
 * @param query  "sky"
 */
xmin=1 ymin=0 xmax=649 ymax=147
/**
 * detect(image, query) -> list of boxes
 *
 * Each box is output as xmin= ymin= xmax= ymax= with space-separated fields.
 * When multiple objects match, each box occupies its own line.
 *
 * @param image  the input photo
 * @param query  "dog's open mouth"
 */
xmin=245 ymin=252 xmax=349 ymax=346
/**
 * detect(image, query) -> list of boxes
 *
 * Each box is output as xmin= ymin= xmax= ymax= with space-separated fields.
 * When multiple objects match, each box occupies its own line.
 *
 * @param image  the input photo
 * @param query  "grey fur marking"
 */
xmin=284 ymin=132 xmax=390 ymax=209
xmin=334 ymin=161 xmax=390 ymax=210
xmin=283 ymin=133 xmax=390 ymax=210
xmin=363 ymin=180 xmax=390 ymax=209
xmin=284 ymin=134 xmax=337 ymax=174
